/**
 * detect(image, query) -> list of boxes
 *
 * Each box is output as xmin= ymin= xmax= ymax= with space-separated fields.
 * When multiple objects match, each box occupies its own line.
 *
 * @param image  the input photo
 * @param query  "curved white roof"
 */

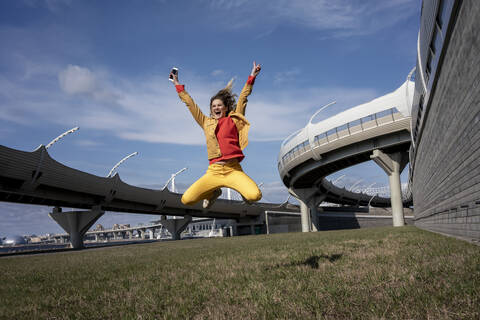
xmin=279 ymin=79 xmax=414 ymax=160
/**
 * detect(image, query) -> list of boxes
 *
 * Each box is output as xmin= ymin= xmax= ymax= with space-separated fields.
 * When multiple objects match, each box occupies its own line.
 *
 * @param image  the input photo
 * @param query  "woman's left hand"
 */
xmin=251 ymin=61 xmax=261 ymax=77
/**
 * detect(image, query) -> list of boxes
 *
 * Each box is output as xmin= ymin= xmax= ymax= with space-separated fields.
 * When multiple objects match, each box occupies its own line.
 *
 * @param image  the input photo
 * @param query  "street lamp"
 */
xmin=107 ymin=152 xmax=138 ymax=178
xmin=45 ymin=127 xmax=80 ymax=149
xmin=278 ymin=194 xmax=292 ymax=207
xmin=348 ymin=179 xmax=363 ymax=192
xmin=368 ymin=193 xmax=378 ymax=209
xmin=162 ymin=167 xmax=187 ymax=192
xmin=332 ymin=174 xmax=345 ymax=185
xmin=362 ymin=182 xmax=376 ymax=194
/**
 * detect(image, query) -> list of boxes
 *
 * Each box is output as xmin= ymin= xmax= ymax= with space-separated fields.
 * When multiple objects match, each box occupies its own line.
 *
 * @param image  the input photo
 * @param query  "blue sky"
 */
xmin=0 ymin=0 xmax=421 ymax=236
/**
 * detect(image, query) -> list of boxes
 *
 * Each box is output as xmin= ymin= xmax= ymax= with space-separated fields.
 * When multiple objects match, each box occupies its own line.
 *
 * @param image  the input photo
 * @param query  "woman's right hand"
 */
xmin=169 ymin=70 xmax=180 ymax=86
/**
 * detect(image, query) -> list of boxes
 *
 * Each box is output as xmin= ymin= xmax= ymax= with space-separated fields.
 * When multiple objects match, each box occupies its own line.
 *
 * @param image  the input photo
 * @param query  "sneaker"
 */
xmin=203 ymin=189 xmax=222 ymax=209
xmin=240 ymin=196 xmax=252 ymax=205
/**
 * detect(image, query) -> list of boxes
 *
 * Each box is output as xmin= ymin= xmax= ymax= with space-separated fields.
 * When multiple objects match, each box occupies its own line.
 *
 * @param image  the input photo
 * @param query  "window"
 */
xmin=436 ymin=0 xmax=453 ymax=29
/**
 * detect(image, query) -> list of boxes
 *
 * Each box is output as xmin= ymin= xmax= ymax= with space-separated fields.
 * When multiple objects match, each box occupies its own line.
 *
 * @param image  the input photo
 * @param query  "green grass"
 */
xmin=1 ymin=226 xmax=479 ymax=319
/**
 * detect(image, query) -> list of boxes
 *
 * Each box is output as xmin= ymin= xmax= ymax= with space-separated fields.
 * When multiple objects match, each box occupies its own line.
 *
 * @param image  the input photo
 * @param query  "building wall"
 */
xmin=413 ymin=1 xmax=480 ymax=240
xmin=317 ymin=215 xmax=414 ymax=231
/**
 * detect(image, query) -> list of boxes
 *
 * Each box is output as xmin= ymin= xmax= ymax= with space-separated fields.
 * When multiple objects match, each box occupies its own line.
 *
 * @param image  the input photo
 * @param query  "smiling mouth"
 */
xmin=214 ymin=111 xmax=222 ymax=116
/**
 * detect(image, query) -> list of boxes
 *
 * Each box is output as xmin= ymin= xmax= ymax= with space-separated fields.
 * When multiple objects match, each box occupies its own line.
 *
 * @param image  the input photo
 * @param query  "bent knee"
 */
xmin=244 ymin=189 xmax=262 ymax=202
xmin=181 ymin=194 xmax=196 ymax=206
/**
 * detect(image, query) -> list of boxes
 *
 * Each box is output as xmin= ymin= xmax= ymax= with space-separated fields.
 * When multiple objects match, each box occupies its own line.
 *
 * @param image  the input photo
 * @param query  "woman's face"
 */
xmin=211 ymin=99 xmax=228 ymax=120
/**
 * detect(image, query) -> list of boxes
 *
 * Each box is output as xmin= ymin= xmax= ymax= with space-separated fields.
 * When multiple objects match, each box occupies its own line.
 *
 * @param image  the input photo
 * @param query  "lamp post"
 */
xmin=107 ymin=152 xmax=138 ymax=178
xmin=368 ymin=193 xmax=378 ymax=210
xmin=348 ymin=179 xmax=363 ymax=192
xmin=162 ymin=167 xmax=187 ymax=192
xmin=45 ymin=127 xmax=80 ymax=149
xmin=32 ymin=127 xmax=80 ymax=199
xmin=362 ymin=182 xmax=376 ymax=194
xmin=332 ymin=174 xmax=345 ymax=185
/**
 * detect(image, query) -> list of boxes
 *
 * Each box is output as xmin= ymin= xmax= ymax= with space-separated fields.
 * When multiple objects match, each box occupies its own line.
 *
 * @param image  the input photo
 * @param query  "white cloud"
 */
xmin=248 ymin=86 xmax=378 ymax=141
xmin=205 ymin=0 xmax=418 ymax=38
xmin=273 ymin=68 xmax=301 ymax=84
xmin=1 ymin=63 xmax=379 ymax=145
xmin=58 ymin=65 xmax=121 ymax=103
xmin=75 ymin=139 xmax=103 ymax=147
xmin=211 ymin=69 xmax=225 ymax=76
xmin=59 ymin=65 xmax=96 ymax=95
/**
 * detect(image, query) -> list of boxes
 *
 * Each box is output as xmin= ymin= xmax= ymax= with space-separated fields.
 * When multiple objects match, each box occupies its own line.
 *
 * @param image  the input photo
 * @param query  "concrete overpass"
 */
xmin=278 ymin=77 xmax=415 ymax=231
xmin=0 ymin=144 xmax=296 ymax=247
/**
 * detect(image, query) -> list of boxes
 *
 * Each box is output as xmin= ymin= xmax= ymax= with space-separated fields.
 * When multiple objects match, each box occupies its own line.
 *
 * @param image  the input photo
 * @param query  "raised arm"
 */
xmin=170 ymin=69 xmax=207 ymax=128
xmin=235 ymin=61 xmax=261 ymax=115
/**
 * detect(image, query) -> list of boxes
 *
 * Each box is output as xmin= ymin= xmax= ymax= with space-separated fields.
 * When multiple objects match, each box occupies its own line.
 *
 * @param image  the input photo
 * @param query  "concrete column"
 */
xmin=309 ymin=195 xmax=326 ymax=232
xmin=290 ymin=188 xmax=325 ymax=232
xmin=310 ymin=205 xmax=318 ymax=232
xmin=148 ymin=229 xmax=154 ymax=239
xmin=229 ymin=225 xmax=236 ymax=237
xmin=160 ymin=215 xmax=192 ymax=240
xmin=49 ymin=206 xmax=104 ymax=249
xmin=94 ymin=234 xmax=99 ymax=242
xmin=371 ymin=150 xmax=406 ymax=227
xmin=299 ymin=201 xmax=311 ymax=232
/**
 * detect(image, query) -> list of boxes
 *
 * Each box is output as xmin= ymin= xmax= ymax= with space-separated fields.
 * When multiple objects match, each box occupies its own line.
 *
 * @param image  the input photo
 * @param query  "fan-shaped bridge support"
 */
xmin=49 ymin=206 xmax=105 ymax=249
xmin=160 ymin=215 xmax=192 ymax=240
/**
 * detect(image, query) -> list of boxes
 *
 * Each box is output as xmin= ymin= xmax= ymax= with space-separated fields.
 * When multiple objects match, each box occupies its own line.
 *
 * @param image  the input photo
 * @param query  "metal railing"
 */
xmin=279 ymin=107 xmax=403 ymax=170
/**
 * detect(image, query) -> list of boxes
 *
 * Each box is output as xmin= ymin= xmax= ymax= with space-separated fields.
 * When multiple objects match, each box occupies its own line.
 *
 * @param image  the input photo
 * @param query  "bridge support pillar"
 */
xmin=160 ymin=215 xmax=192 ymax=240
xmin=371 ymin=150 xmax=407 ymax=227
xmin=299 ymin=201 xmax=312 ymax=232
xmin=289 ymin=188 xmax=326 ymax=232
xmin=49 ymin=206 xmax=104 ymax=249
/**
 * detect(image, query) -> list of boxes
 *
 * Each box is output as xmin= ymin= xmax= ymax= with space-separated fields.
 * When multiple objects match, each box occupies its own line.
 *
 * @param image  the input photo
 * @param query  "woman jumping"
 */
xmin=170 ymin=61 xmax=262 ymax=209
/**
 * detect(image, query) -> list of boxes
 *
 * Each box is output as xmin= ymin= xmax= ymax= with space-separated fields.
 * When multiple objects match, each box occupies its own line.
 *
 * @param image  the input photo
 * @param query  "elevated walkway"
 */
xmin=0 ymin=144 xmax=296 ymax=247
xmin=277 ymin=78 xmax=415 ymax=230
xmin=0 ymin=144 xmax=287 ymax=219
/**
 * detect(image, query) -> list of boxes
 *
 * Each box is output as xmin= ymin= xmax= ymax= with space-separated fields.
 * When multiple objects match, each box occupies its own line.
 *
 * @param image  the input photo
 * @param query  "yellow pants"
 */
xmin=181 ymin=161 xmax=262 ymax=205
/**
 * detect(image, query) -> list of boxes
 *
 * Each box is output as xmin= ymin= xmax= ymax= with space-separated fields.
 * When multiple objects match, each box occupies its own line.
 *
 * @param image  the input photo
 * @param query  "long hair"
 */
xmin=210 ymin=78 xmax=237 ymax=116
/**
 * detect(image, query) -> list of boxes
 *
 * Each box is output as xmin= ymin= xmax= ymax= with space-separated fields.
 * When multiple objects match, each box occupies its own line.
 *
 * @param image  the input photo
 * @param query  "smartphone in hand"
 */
xmin=169 ymin=67 xmax=178 ymax=82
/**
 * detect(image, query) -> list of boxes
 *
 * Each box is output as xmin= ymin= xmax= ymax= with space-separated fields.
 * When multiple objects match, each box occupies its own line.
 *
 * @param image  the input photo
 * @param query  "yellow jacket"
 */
xmin=178 ymin=82 xmax=254 ymax=160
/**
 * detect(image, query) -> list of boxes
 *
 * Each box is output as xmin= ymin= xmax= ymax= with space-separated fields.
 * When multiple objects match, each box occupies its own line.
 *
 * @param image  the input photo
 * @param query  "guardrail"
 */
xmin=279 ymin=107 xmax=406 ymax=171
